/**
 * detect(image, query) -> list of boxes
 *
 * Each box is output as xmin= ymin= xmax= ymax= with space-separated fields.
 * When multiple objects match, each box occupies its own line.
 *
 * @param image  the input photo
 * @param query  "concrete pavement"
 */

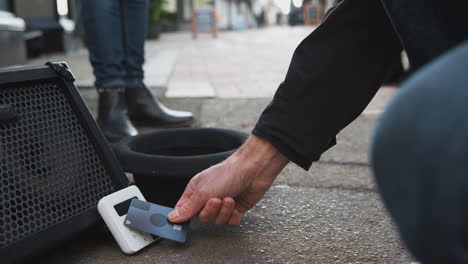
xmin=32 ymin=96 xmax=413 ymax=264
xmin=23 ymin=26 xmax=413 ymax=263
xmin=26 ymin=26 xmax=315 ymax=98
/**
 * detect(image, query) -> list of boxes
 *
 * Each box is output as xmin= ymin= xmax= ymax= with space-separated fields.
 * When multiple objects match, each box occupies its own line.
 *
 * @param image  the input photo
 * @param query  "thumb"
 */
xmin=168 ymin=191 xmax=205 ymax=223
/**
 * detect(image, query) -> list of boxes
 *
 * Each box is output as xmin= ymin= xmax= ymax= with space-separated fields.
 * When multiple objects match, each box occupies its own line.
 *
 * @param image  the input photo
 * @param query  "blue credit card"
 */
xmin=124 ymin=199 xmax=189 ymax=243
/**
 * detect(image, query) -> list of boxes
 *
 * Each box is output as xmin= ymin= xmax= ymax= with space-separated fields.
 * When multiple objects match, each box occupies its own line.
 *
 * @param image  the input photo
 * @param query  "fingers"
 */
xmin=167 ymin=190 xmax=206 ymax=223
xmin=227 ymin=202 xmax=250 ymax=226
xmin=169 ymin=176 xmax=204 ymax=223
xmin=215 ymin=197 xmax=235 ymax=225
xmin=172 ymin=195 xmax=245 ymax=226
xmin=227 ymin=209 xmax=243 ymax=226
xmin=168 ymin=191 xmax=205 ymax=223
xmin=170 ymin=196 xmax=246 ymax=226
xmin=199 ymin=198 xmax=222 ymax=224
xmin=198 ymin=197 xmax=237 ymax=225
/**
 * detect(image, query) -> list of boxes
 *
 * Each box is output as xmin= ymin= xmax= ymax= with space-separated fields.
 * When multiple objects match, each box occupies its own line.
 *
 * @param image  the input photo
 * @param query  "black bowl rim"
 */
xmin=113 ymin=127 xmax=248 ymax=177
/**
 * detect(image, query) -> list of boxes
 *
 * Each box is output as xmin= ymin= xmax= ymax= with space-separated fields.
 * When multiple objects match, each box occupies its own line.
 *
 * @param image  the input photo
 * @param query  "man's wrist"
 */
xmin=233 ymin=134 xmax=289 ymax=180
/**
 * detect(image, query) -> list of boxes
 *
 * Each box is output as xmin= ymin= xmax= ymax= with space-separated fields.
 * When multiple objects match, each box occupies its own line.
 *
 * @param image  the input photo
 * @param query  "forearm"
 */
xmin=254 ymin=0 xmax=403 ymax=170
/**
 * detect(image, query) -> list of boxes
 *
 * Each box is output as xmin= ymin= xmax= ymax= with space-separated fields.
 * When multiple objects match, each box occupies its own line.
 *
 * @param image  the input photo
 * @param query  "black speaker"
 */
xmin=0 ymin=62 xmax=129 ymax=263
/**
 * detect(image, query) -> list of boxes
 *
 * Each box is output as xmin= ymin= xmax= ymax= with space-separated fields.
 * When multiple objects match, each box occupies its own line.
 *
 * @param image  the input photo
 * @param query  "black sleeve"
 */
xmin=252 ymin=0 xmax=402 ymax=170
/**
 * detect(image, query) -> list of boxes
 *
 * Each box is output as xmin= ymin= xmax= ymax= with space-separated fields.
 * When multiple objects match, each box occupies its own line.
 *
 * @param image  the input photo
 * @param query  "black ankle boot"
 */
xmin=97 ymin=88 xmax=138 ymax=142
xmin=126 ymin=85 xmax=194 ymax=127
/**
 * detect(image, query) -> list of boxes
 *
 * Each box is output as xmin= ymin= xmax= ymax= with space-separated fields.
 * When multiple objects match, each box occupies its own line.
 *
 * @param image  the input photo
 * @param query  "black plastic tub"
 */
xmin=114 ymin=128 xmax=248 ymax=207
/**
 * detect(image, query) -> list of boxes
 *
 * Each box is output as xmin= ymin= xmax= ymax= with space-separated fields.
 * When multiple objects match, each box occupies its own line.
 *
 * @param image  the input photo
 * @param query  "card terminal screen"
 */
xmin=114 ymin=197 xmax=138 ymax=216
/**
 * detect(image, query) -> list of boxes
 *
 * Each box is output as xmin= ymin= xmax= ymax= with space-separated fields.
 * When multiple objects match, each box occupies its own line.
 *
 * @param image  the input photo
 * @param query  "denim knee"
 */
xmin=371 ymin=41 xmax=468 ymax=264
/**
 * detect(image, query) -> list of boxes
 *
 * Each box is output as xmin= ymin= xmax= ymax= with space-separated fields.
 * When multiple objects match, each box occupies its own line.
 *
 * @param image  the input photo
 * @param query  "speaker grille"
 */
xmin=0 ymin=81 xmax=115 ymax=248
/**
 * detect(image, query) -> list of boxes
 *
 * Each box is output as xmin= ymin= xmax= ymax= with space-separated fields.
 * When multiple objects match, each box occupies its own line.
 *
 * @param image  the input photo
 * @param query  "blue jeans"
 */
xmin=82 ymin=0 xmax=148 ymax=89
xmin=371 ymin=41 xmax=468 ymax=264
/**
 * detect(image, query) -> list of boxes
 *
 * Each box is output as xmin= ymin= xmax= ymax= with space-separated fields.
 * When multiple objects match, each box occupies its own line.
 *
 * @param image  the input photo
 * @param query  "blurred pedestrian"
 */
xmin=82 ymin=0 xmax=193 ymax=142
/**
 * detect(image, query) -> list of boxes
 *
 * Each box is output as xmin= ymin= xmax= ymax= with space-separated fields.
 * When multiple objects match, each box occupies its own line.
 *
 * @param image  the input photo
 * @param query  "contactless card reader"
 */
xmin=98 ymin=185 xmax=159 ymax=254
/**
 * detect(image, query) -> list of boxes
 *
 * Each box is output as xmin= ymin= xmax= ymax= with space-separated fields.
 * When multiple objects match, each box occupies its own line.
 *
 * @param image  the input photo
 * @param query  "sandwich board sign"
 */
xmin=303 ymin=1 xmax=323 ymax=25
xmin=192 ymin=6 xmax=218 ymax=38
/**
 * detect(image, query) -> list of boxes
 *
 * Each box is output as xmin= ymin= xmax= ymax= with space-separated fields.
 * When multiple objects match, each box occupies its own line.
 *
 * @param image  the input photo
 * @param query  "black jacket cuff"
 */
xmin=252 ymin=123 xmax=336 ymax=170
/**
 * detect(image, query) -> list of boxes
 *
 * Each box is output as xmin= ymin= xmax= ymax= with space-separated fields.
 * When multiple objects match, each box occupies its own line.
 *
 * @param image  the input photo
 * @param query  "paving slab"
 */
xmin=319 ymin=115 xmax=376 ymax=165
xmin=144 ymin=48 xmax=179 ymax=88
xmin=166 ymin=81 xmax=216 ymax=98
xmin=198 ymin=98 xmax=269 ymax=133
xmin=169 ymin=26 xmax=314 ymax=99
xmin=278 ymin=162 xmax=375 ymax=192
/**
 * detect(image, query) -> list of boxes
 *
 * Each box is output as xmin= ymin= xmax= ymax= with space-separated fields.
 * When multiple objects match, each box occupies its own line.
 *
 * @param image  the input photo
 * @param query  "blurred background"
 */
xmin=0 ymin=0 xmax=405 ymax=99
xmin=0 ymin=0 xmax=332 ymax=66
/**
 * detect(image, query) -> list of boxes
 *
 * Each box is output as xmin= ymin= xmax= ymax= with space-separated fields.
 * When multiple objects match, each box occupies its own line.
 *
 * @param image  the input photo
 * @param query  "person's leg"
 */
xmin=371 ymin=41 xmax=468 ymax=264
xmin=82 ymin=0 xmax=127 ymax=88
xmin=120 ymin=0 xmax=193 ymax=127
xmin=82 ymin=0 xmax=137 ymax=141
xmin=120 ymin=0 xmax=147 ymax=87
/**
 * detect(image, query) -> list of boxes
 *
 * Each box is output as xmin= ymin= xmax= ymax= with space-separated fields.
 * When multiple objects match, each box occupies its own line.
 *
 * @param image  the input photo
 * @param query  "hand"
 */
xmin=167 ymin=135 xmax=289 ymax=226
